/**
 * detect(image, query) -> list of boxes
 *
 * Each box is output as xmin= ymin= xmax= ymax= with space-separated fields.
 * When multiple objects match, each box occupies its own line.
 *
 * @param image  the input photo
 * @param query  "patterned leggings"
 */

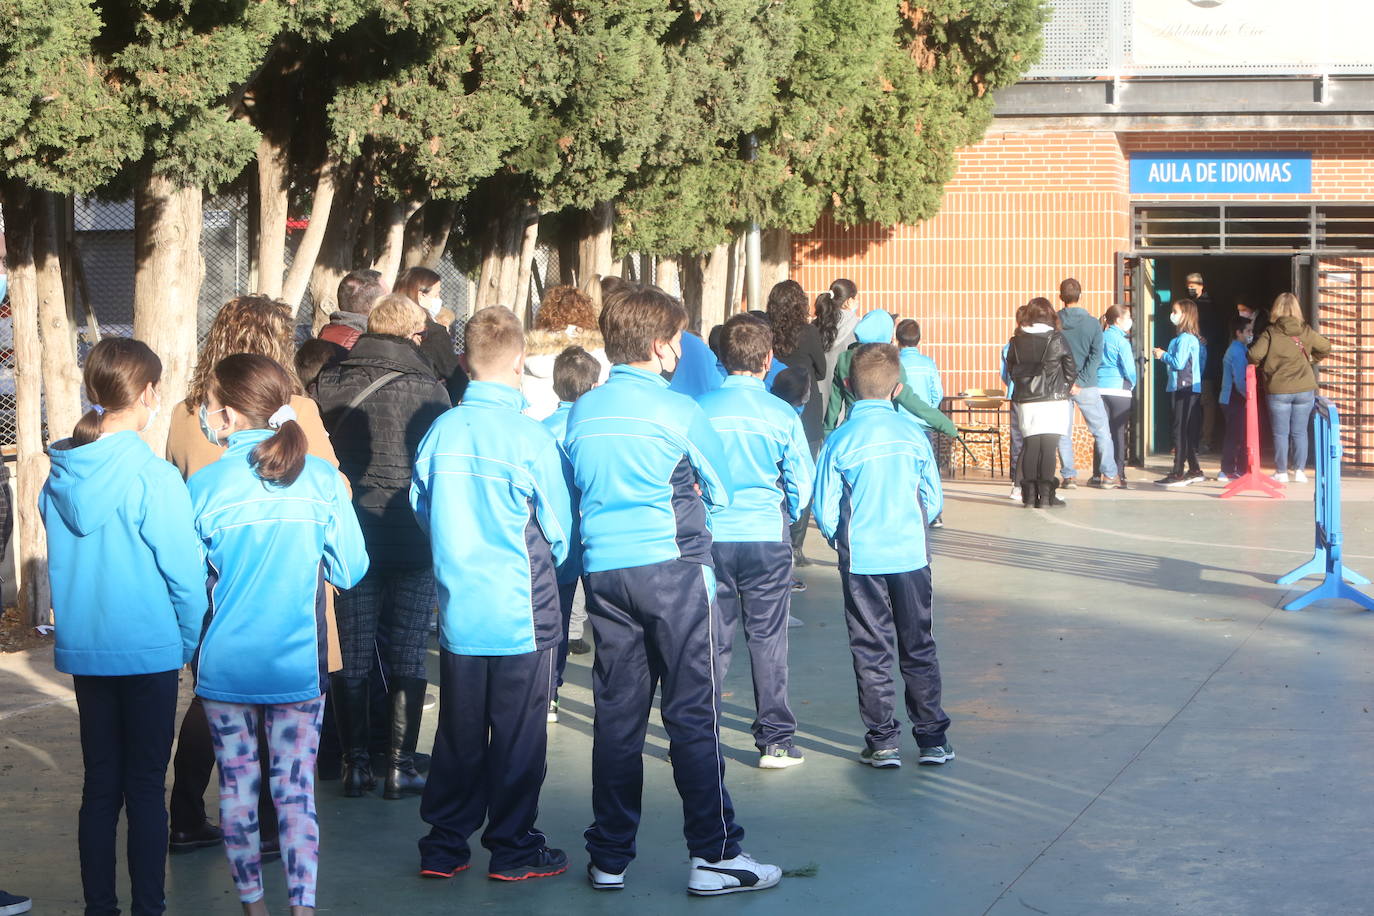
xmin=203 ymin=697 xmax=324 ymax=907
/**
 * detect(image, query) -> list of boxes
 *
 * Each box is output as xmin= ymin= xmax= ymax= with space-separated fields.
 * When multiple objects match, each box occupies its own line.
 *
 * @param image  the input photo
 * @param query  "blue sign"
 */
xmin=1130 ymin=153 xmax=1312 ymax=194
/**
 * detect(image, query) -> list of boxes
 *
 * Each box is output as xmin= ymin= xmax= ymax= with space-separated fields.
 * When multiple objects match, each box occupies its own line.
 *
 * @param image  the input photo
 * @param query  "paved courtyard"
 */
xmin=3 ymin=469 xmax=1373 ymax=915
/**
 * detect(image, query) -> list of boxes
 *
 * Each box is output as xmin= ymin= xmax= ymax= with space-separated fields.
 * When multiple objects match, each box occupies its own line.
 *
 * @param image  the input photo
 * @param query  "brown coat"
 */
xmin=166 ymin=395 xmax=346 ymax=671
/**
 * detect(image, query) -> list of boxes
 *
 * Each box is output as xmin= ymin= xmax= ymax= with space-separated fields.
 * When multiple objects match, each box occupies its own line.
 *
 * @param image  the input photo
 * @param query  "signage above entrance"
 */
xmin=1129 ymin=153 xmax=1312 ymax=194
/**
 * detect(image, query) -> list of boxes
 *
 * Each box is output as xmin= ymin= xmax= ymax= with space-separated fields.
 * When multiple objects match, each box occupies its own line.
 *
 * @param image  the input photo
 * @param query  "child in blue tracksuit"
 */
xmin=895 ymin=318 xmax=946 ymax=526
xmin=412 ymin=306 xmax=574 ymax=882
xmin=814 ymin=343 xmax=952 ymax=769
xmin=188 ymin=353 xmax=368 ymax=914
xmin=544 ymin=345 xmax=603 ymax=720
xmin=41 ymin=338 xmax=207 ymax=916
xmin=696 ymin=315 xmax=815 ymax=770
xmin=565 ymin=285 xmax=781 ymax=896
xmin=1219 ymin=315 xmax=1254 ymax=480
xmin=1153 ymin=299 xmax=1208 ymax=486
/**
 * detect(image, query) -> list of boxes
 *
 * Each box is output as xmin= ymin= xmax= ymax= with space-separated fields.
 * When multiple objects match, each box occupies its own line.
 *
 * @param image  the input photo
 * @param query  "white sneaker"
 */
xmin=687 ymin=853 xmax=782 ymax=896
xmin=588 ymin=862 xmax=625 ymax=891
xmin=1293 ymin=470 xmax=1309 ymax=483
xmin=1215 ymin=473 xmax=1230 ymax=483
xmin=1272 ymin=472 xmax=1289 ymax=484
xmin=1007 ymin=483 xmax=1021 ymax=501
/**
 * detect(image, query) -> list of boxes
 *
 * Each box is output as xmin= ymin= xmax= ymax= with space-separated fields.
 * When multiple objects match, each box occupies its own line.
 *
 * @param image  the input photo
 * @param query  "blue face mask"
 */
xmin=199 ymin=404 xmax=227 ymax=447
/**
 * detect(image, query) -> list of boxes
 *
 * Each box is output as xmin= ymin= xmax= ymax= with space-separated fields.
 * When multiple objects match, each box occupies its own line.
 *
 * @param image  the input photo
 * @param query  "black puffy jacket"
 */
xmin=315 ymin=335 xmax=452 ymax=570
xmin=1006 ymin=330 xmax=1077 ymax=404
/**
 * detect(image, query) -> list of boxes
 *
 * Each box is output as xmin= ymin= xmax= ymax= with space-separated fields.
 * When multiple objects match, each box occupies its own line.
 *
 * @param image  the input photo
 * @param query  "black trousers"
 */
xmin=74 ymin=670 xmax=179 ymax=916
xmin=1019 ymin=433 xmax=1060 ymax=485
xmin=583 ymin=559 xmax=744 ymax=873
xmin=418 ymin=647 xmax=554 ymax=873
xmin=788 ymin=439 xmax=822 ymax=552
xmin=555 ymin=579 xmax=578 ymax=690
xmin=1171 ymin=390 xmax=1203 ymax=476
xmin=839 ymin=565 xmax=950 ymax=750
xmin=712 ymin=540 xmax=797 ymax=750
xmin=169 ymin=694 xmax=277 ymax=840
xmin=1221 ymin=396 xmax=1248 ymax=477
xmin=1096 ymin=396 xmax=1132 ymax=479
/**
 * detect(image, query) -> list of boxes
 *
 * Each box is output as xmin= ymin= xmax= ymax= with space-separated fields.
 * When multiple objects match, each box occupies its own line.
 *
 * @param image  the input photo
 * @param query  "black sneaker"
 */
xmin=169 ymin=820 xmax=223 ymax=853
xmin=1060 ymin=477 xmax=1078 ymax=489
xmin=419 ymin=862 xmax=470 ymax=879
xmin=928 ymin=514 xmax=944 ymax=529
xmin=568 ymin=637 xmax=591 ymax=655
xmin=1118 ymin=476 xmax=1129 ymax=490
xmin=1154 ymin=473 xmax=1184 ymax=486
xmin=489 ymin=847 xmax=568 ymax=882
xmin=0 ymin=889 xmax=32 ymax=915
xmin=1086 ymin=476 xmax=1104 ymax=488
xmin=1186 ymin=472 xmax=1207 ymax=485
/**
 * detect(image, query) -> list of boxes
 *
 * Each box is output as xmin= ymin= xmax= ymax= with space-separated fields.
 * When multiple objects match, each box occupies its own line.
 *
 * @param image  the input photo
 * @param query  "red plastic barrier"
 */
xmin=1220 ymin=364 xmax=1284 ymax=499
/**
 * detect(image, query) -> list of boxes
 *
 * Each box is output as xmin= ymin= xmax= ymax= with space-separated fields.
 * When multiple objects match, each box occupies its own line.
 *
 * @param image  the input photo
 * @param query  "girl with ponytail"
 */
xmin=813 ymin=278 xmax=861 ymax=408
xmin=40 ymin=338 xmax=207 ymax=916
xmin=187 ymin=353 xmax=368 ymax=916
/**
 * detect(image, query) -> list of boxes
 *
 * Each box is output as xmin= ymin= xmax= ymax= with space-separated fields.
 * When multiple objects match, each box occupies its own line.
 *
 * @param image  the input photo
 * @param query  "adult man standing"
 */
xmin=319 ymin=268 xmax=388 ymax=353
xmin=1056 ymin=278 xmax=1119 ymax=489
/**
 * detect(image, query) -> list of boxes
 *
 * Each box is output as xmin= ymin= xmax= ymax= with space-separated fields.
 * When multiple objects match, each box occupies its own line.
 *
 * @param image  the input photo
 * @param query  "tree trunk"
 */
xmin=701 ymin=241 xmax=731 ymax=332
xmin=371 ymin=197 xmax=426 ymax=290
xmin=401 ymin=199 xmax=457 ymax=271
xmin=760 ymin=227 xmax=791 ymax=293
xmin=34 ymin=192 xmax=82 ymax=439
xmin=133 ymin=169 xmax=204 ymax=453
xmin=678 ymin=254 xmax=704 ymax=330
xmin=2 ymin=181 xmax=52 ymax=625
xmin=656 ymin=256 xmax=681 ymax=299
xmin=254 ymin=133 xmax=290 ymax=299
xmin=512 ymin=207 xmax=540 ymax=326
xmin=576 ymin=201 xmax=615 ymax=286
xmin=474 ymin=196 xmax=523 ymax=314
xmin=282 ymin=151 xmax=341 ymax=312
xmin=308 ymin=158 xmax=364 ymax=330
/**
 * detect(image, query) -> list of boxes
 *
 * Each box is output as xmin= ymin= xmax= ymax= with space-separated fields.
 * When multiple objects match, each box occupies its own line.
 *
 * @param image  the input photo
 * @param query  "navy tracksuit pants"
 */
xmin=555 ymin=579 xmax=578 ymax=690
xmin=418 ymin=647 xmax=555 ymax=873
xmin=584 ymin=559 xmax=744 ymax=873
xmin=711 ymin=540 xmax=797 ymax=750
xmin=839 ymin=565 xmax=950 ymax=750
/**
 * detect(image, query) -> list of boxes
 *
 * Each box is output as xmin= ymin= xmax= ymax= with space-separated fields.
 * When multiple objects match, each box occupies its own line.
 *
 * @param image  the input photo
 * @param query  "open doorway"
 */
xmin=1139 ymin=254 xmax=1293 ymax=460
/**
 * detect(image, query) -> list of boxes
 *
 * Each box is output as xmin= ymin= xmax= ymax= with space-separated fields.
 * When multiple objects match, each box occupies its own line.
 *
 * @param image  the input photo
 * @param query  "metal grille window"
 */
xmin=1133 ymin=204 xmax=1374 ymax=253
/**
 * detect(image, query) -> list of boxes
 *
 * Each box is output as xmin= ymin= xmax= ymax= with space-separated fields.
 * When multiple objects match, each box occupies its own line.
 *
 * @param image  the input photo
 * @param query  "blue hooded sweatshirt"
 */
xmin=189 ymin=430 xmax=368 ymax=704
xmin=41 ymin=431 xmax=207 ymax=676
xmin=413 ymin=382 xmax=573 ymax=655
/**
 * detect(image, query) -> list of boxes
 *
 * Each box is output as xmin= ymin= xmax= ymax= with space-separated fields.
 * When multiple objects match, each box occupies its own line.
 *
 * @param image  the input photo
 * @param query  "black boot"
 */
xmin=1044 ymin=479 xmax=1067 ymax=508
xmin=331 ymin=673 xmax=374 ymax=798
xmin=384 ymin=676 xmax=428 ymax=800
xmin=1020 ymin=481 xmax=1034 ymax=507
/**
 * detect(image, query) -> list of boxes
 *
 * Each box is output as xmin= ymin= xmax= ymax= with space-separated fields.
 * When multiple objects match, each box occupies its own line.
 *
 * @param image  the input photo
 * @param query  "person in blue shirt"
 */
xmin=696 ymin=315 xmax=815 ymax=770
xmin=1218 ymin=315 xmax=1254 ymax=481
xmin=895 ymin=318 xmax=947 ymax=527
xmin=814 ymin=343 xmax=952 ymax=769
xmin=1095 ymin=305 xmax=1138 ymax=489
xmin=188 ymin=353 xmax=368 ymax=916
xmin=41 ymin=338 xmax=207 ymax=916
xmin=566 ymin=284 xmax=782 ymax=896
xmin=1152 ymin=298 xmax=1208 ymax=487
xmin=544 ymin=345 xmax=602 ymax=720
xmin=411 ymin=306 xmax=574 ymax=883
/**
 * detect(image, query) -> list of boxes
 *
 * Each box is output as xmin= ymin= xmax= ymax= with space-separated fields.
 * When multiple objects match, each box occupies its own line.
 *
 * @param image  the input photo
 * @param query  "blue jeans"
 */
xmin=1058 ymin=387 xmax=1118 ymax=479
xmin=1268 ymin=390 xmax=1316 ymax=474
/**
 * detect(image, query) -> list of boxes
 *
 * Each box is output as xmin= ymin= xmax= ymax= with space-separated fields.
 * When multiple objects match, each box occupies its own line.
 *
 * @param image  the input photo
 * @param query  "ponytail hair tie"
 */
xmin=267 ymin=404 xmax=297 ymax=430
xmin=91 ymin=404 xmax=105 ymax=416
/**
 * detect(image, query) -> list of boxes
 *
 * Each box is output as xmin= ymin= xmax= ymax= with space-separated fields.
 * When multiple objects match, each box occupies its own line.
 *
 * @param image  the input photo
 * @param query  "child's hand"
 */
xmin=1152 ymin=347 xmax=1165 ymax=358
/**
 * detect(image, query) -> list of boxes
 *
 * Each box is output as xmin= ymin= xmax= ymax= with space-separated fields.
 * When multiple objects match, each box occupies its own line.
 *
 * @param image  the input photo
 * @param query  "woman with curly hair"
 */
xmin=767 ymin=280 xmax=826 ymax=576
xmin=163 ymin=294 xmax=343 ymax=860
xmin=813 ymin=278 xmax=860 ymax=406
xmin=523 ymin=285 xmax=610 ymax=420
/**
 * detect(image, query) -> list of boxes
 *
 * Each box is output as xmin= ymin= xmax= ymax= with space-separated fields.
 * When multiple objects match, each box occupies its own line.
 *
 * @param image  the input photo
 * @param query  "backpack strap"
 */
xmin=331 ymin=371 xmax=403 ymax=430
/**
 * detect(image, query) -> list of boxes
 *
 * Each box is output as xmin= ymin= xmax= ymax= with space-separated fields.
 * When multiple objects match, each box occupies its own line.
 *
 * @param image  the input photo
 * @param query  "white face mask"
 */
xmin=1244 ymin=332 xmax=1254 ymax=345
xmin=1169 ymin=312 xmax=1182 ymax=327
xmin=421 ymin=296 xmax=442 ymax=319
xmin=1120 ymin=317 xmax=1133 ymax=333
xmin=141 ymin=393 xmax=161 ymax=433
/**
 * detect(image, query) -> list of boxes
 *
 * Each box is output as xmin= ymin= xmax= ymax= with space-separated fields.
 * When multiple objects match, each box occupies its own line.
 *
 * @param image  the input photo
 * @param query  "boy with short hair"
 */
xmin=696 ymin=315 xmax=814 ymax=770
xmin=1218 ymin=315 xmax=1253 ymax=482
xmin=824 ymin=309 xmax=957 ymax=439
xmin=411 ymin=306 xmax=573 ymax=882
xmin=565 ymin=284 xmax=782 ymax=896
xmin=895 ymin=318 xmax=946 ymax=527
xmin=544 ymin=345 xmax=602 ymax=721
xmin=814 ymin=343 xmax=953 ymax=769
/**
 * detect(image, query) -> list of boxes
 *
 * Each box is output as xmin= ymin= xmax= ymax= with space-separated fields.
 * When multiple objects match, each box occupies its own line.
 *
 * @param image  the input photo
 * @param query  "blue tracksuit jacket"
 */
xmin=814 ymin=400 xmax=944 ymax=576
xmin=189 ymin=429 xmax=368 ymax=704
xmin=1096 ymin=325 xmax=1137 ymax=390
xmin=41 ymin=431 xmax=207 ymax=676
xmin=1220 ymin=339 xmax=1249 ymax=404
xmin=695 ymin=375 xmax=814 ymax=543
xmin=413 ymin=381 xmax=573 ymax=655
xmin=542 ymin=401 xmax=583 ymax=585
xmin=1160 ymin=332 xmax=1206 ymax=393
xmin=565 ymin=364 xmax=732 ymax=573
xmin=899 ymin=347 xmax=944 ymax=428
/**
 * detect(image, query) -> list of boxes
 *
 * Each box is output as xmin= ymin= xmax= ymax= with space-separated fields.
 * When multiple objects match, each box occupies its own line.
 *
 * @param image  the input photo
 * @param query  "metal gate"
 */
xmin=1314 ymin=257 xmax=1374 ymax=468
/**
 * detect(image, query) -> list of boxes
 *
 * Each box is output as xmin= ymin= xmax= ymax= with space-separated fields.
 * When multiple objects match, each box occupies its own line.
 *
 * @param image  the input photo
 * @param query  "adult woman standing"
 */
xmin=41 ymin=339 xmax=207 ymax=916
xmin=813 ymin=278 xmax=860 ymax=407
xmin=522 ymin=285 xmax=610 ymax=421
xmin=1248 ymin=292 xmax=1331 ymax=483
xmin=1095 ymin=305 xmax=1137 ymax=489
xmin=313 ymin=295 xmax=451 ymax=799
xmin=191 ymin=354 xmax=368 ymax=916
xmin=394 ymin=267 xmax=469 ymax=401
xmin=1006 ymin=298 xmax=1076 ymax=508
xmin=768 ymin=280 xmax=827 ymax=574
xmin=165 ymin=296 xmax=341 ymax=856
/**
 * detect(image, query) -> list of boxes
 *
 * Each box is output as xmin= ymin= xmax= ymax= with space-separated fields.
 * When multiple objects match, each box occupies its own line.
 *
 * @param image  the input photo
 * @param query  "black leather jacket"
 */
xmin=1007 ymin=330 xmax=1077 ymax=404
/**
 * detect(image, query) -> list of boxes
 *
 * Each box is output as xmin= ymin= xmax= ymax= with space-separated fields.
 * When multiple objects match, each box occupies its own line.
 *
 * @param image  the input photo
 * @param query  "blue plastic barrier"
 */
xmin=1276 ymin=398 xmax=1374 ymax=611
